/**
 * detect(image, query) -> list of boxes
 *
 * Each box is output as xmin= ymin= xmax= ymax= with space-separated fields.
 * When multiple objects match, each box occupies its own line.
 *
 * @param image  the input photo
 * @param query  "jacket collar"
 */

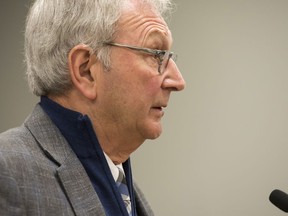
xmin=25 ymin=104 xmax=106 ymax=216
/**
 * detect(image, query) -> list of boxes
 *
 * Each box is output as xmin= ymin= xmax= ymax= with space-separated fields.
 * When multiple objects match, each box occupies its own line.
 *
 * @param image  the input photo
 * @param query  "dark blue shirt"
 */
xmin=40 ymin=96 xmax=136 ymax=216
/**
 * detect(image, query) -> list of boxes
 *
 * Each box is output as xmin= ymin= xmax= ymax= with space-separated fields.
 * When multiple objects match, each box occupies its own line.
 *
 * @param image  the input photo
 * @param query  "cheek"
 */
xmin=109 ymin=52 xmax=162 ymax=101
xmin=140 ymin=76 xmax=161 ymax=97
xmin=117 ymin=76 xmax=160 ymax=117
xmin=121 ymin=69 xmax=160 ymax=99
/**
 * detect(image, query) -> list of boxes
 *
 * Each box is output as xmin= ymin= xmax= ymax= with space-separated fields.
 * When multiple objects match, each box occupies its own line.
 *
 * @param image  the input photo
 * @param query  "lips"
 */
xmin=151 ymin=101 xmax=167 ymax=113
xmin=153 ymin=107 xmax=163 ymax=110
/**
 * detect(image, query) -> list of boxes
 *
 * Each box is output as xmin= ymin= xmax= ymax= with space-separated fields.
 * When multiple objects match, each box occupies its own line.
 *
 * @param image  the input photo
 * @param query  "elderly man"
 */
xmin=0 ymin=0 xmax=185 ymax=215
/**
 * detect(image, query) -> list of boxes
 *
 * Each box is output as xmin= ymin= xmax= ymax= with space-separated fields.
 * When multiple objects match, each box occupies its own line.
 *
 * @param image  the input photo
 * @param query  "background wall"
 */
xmin=0 ymin=0 xmax=38 ymax=131
xmin=1 ymin=0 xmax=288 ymax=215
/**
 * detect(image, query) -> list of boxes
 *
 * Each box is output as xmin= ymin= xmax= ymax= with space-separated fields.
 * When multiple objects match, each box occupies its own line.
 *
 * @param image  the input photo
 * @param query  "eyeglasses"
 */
xmin=103 ymin=42 xmax=177 ymax=74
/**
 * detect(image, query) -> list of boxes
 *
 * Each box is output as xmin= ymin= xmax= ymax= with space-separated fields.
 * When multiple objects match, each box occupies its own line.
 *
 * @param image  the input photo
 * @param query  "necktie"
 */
xmin=116 ymin=167 xmax=132 ymax=216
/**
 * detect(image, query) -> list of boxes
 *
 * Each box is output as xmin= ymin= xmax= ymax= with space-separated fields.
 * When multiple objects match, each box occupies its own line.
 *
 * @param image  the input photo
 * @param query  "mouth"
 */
xmin=151 ymin=101 xmax=168 ymax=112
xmin=151 ymin=104 xmax=167 ymax=114
xmin=152 ymin=106 xmax=163 ymax=111
xmin=150 ymin=106 xmax=166 ymax=118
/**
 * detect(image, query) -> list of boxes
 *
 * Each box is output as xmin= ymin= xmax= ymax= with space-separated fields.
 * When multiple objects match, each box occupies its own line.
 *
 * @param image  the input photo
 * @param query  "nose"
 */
xmin=161 ymin=60 xmax=185 ymax=91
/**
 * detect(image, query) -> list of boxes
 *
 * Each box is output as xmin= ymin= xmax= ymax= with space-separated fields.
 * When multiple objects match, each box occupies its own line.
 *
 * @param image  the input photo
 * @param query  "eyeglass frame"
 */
xmin=103 ymin=42 xmax=177 ymax=74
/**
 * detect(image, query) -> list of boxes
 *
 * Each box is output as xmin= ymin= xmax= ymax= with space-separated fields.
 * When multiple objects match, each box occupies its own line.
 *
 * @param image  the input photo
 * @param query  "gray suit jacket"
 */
xmin=0 ymin=105 xmax=154 ymax=216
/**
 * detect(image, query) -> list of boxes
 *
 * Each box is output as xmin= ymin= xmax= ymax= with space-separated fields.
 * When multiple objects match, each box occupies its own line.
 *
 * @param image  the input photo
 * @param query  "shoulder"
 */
xmin=0 ymin=124 xmax=47 ymax=176
xmin=0 ymin=104 xmax=57 ymax=159
xmin=0 ymin=124 xmax=37 ymax=156
xmin=0 ymin=105 xmax=59 ymax=172
xmin=0 ymin=126 xmax=35 ymax=215
xmin=0 ymin=104 xmax=47 ymax=152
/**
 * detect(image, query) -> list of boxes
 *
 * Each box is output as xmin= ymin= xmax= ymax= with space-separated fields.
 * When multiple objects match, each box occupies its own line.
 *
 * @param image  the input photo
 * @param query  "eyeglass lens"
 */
xmin=159 ymin=52 xmax=173 ymax=74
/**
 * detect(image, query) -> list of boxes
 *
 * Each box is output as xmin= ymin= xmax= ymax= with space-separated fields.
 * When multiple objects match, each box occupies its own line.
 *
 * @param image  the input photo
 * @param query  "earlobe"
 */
xmin=68 ymin=44 xmax=98 ymax=100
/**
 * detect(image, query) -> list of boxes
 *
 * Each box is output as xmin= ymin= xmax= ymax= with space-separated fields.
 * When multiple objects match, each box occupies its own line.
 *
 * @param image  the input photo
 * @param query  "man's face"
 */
xmin=95 ymin=2 xmax=185 ymax=143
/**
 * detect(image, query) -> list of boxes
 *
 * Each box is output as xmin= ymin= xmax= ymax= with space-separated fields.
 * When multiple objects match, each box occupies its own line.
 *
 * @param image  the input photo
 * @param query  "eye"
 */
xmin=154 ymin=51 xmax=166 ymax=63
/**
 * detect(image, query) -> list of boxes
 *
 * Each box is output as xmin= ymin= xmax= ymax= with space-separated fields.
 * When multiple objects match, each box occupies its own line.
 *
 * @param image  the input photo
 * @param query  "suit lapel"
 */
xmin=134 ymin=182 xmax=155 ymax=216
xmin=56 ymin=155 xmax=106 ymax=216
xmin=25 ymin=105 xmax=106 ymax=216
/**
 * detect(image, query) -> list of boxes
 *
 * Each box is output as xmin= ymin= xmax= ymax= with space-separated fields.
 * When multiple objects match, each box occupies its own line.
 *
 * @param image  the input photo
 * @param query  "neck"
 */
xmin=92 ymin=119 xmax=145 ymax=164
xmin=48 ymin=93 xmax=145 ymax=164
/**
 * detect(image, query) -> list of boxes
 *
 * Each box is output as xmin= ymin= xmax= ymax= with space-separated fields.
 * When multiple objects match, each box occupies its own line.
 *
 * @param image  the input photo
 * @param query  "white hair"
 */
xmin=25 ymin=0 xmax=174 ymax=96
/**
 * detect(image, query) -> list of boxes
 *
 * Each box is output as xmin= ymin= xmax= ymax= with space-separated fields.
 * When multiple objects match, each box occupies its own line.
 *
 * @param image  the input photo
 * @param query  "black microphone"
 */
xmin=269 ymin=189 xmax=288 ymax=213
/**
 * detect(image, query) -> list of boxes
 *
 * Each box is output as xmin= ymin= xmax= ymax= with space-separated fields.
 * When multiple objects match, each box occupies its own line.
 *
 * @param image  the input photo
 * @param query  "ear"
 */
xmin=68 ymin=44 xmax=98 ymax=100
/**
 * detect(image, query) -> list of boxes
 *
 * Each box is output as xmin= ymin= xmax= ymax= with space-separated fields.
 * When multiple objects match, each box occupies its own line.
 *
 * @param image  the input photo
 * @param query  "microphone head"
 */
xmin=269 ymin=189 xmax=288 ymax=213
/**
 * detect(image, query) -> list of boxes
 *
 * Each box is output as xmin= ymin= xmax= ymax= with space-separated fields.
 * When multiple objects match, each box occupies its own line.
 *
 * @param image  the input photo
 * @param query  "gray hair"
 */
xmin=25 ymin=0 xmax=174 ymax=96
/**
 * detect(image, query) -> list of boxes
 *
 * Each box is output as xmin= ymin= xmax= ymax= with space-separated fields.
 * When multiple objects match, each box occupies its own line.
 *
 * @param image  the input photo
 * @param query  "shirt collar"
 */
xmin=103 ymin=152 xmax=125 ymax=182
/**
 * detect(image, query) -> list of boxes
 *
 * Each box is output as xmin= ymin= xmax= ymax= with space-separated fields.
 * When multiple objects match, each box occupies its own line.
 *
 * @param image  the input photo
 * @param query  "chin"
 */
xmin=138 ymin=120 xmax=163 ymax=140
xmin=148 ymin=133 xmax=162 ymax=140
xmin=145 ymin=125 xmax=163 ymax=140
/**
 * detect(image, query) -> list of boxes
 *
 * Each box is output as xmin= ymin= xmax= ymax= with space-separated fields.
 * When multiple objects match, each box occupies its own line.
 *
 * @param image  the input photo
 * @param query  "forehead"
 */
xmin=116 ymin=1 xmax=172 ymax=46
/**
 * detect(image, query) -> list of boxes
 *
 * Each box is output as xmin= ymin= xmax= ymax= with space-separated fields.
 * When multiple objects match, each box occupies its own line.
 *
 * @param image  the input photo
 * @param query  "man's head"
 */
xmin=25 ymin=0 xmax=175 ymax=96
xmin=25 ymin=0 xmax=185 ymax=160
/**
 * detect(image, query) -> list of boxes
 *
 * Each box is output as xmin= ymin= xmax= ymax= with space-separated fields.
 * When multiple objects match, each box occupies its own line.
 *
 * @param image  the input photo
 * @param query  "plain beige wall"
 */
xmin=1 ymin=1 xmax=288 ymax=215
xmin=0 ymin=0 xmax=38 ymax=132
